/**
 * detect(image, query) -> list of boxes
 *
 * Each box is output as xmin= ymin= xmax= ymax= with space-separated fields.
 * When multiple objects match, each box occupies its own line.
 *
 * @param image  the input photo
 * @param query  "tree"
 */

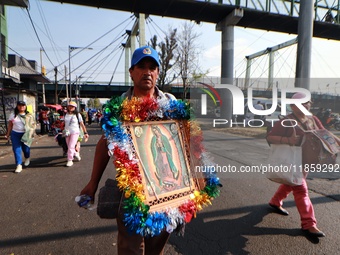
xmin=175 ymin=22 xmax=201 ymax=99
xmin=150 ymin=28 xmax=179 ymax=91
xmin=87 ymin=98 xmax=94 ymax=109
xmin=93 ymin=98 xmax=102 ymax=109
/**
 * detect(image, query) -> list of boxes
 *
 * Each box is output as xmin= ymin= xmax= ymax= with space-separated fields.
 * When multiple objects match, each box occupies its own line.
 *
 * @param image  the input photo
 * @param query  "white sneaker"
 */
xmin=15 ymin=164 xmax=23 ymax=173
xmin=24 ymin=158 xmax=30 ymax=167
xmin=66 ymin=160 xmax=73 ymax=167
xmin=74 ymin=153 xmax=81 ymax=162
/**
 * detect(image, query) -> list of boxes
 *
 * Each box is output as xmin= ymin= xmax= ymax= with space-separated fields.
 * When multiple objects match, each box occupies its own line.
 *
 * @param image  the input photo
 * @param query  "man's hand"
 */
xmin=80 ymin=181 xmax=98 ymax=203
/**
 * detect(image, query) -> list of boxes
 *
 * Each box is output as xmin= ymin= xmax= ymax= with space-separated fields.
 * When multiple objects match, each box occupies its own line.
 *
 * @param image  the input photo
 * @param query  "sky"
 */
xmin=6 ymin=0 xmax=340 ymax=95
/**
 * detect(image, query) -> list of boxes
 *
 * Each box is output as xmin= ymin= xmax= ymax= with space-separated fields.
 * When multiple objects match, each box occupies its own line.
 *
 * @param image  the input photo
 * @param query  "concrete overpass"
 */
xmin=39 ymin=83 xmax=180 ymax=100
xmin=45 ymin=0 xmax=340 ymax=40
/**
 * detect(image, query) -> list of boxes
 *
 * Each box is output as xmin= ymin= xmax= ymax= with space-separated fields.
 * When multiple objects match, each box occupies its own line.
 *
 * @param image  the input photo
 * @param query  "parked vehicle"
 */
xmin=334 ymin=117 xmax=340 ymax=131
xmin=333 ymin=117 xmax=340 ymax=131
xmin=323 ymin=113 xmax=340 ymax=131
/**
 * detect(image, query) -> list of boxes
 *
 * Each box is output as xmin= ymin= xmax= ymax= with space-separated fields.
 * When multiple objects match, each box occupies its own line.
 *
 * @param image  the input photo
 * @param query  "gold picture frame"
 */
xmin=126 ymin=120 xmax=197 ymax=212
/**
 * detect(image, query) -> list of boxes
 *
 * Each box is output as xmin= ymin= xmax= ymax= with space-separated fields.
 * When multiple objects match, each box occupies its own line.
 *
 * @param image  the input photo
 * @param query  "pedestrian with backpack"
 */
xmin=63 ymin=101 xmax=89 ymax=167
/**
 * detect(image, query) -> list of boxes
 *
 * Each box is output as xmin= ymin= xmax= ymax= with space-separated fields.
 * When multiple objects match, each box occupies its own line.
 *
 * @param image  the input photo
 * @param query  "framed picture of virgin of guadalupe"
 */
xmin=126 ymin=120 xmax=197 ymax=211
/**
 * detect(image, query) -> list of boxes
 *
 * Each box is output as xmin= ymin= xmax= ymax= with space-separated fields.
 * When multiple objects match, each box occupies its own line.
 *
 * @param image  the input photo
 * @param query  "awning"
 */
xmin=44 ymin=104 xmax=62 ymax=111
xmin=20 ymin=74 xmax=51 ymax=83
xmin=0 ymin=77 xmax=22 ymax=85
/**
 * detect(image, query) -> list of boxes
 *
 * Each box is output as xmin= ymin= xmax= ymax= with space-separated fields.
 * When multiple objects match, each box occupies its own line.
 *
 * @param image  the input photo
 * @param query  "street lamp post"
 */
xmin=68 ymin=46 xmax=92 ymax=101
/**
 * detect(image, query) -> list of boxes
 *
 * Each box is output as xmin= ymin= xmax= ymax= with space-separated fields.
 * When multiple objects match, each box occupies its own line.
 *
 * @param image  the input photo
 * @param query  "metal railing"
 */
xmin=201 ymin=0 xmax=340 ymax=23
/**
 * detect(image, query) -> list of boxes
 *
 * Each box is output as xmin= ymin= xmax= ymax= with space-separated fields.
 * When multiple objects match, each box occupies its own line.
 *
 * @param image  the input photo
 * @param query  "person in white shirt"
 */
xmin=254 ymin=100 xmax=264 ymax=121
xmin=5 ymin=101 xmax=35 ymax=173
xmin=63 ymin=101 xmax=89 ymax=167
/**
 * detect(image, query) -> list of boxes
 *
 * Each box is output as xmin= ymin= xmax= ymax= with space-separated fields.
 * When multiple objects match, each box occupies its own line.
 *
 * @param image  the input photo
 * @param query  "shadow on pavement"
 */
xmin=0 ymin=197 xmax=334 ymax=251
xmin=0 ymin=225 xmax=117 ymax=248
xmin=0 ymin=156 xmax=70 ymax=172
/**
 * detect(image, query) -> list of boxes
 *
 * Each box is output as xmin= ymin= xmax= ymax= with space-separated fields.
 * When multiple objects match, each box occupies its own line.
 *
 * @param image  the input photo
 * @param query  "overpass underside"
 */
xmin=46 ymin=0 xmax=340 ymax=40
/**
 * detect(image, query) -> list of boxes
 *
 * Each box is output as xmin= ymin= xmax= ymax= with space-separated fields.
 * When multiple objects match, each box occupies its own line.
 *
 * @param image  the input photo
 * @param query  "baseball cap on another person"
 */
xmin=130 ymin=46 xmax=160 ymax=68
xmin=17 ymin=101 xmax=26 ymax=105
xmin=68 ymin=101 xmax=77 ymax=107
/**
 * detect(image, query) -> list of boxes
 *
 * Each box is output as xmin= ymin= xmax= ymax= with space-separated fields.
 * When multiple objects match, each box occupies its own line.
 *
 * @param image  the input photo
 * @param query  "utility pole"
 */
xmin=54 ymin=67 xmax=58 ymax=104
xmin=69 ymin=46 xmax=93 ymax=101
xmin=69 ymin=46 xmax=72 ymax=100
xmin=65 ymin=66 xmax=69 ymax=102
xmin=40 ymin=48 xmax=46 ymax=104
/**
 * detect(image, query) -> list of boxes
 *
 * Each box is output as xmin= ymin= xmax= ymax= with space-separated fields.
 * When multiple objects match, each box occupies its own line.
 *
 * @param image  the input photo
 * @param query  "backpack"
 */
xmin=301 ymin=128 xmax=338 ymax=166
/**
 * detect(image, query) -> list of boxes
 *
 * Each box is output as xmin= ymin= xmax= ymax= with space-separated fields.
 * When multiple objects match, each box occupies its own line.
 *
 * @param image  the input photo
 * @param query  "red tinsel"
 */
xmin=179 ymin=201 xmax=197 ymax=223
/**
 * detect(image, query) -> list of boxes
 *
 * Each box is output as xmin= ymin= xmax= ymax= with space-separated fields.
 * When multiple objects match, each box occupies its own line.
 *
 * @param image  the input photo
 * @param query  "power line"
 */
xmin=25 ymin=7 xmax=56 ymax=69
xmin=146 ymin=16 xmax=167 ymax=41
xmin=6 ymin=45 xmax=25 ymax=59
xmin=69 ymin=33 xmax=128 ymax=83
xmin=108 ymin=46 xmax=125 ymax=85
xmin=80 ymin=37 xmax=127 ymax=82
xmin=52 ymin=15 xmax=136 ymax=81
xmin=35 ymin=0 xmax=63 ymax=65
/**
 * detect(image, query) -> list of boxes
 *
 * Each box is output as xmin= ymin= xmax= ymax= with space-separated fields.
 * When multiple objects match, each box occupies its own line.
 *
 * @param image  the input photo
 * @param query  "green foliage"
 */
xmin=87 ymin=98 xmax=94 ymax=109
xmin=87 ymin=98 xmax=102 ymax=110
xmin=93 ymin=98 xmax=101 ymax=109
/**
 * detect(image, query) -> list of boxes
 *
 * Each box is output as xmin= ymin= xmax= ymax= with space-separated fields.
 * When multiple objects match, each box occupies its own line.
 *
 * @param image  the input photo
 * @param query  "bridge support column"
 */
xmin=295 ymin=0 xmax=314 ymax=90
xmin=138 ymin=14 xmax=146 ymax=46
xmin=124 ymin=45 xmax=130 ymax=86
xmin=123 ymin=13 xmax=147 ymax=86
xmin=216 ymin=9 xmax=243 ymax=126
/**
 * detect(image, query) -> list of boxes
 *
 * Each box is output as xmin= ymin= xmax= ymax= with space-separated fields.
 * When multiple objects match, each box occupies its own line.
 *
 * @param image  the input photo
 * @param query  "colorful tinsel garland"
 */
xmin=101 ymin=96 xmax=221 ymax=237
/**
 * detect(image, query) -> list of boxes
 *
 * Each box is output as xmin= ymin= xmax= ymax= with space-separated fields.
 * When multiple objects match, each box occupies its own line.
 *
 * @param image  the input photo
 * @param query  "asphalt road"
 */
xmin=0 ymin=125 xmax=339 ymax=255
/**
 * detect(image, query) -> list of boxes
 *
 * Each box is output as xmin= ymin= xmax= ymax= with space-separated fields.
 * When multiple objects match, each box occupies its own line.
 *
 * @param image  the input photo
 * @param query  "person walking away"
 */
xmin=64 ymin=101 xmax=89 ymax=167
xmin=4 ymin=101 xmax=36 ymax=173
xmin=56 ymin=103 xmax=68 ymax=157
xmin=96 ymin=109 xmax=103 ymax=126
xmin=47 ymin=108 xmax=55 ymax=134
xmin=80 ymin=46 xmax=177 ymax=254
xmin=87 ymin=108 xmax=93 ymax=125
xmin=266 ymin=92 xmax=340 ymax=238
xmin=80 ymin=108 xmax=87 ymax=125
xmin=39 ymin=107 xmax=49 ymax=134
xmin=253 ymin=100 xmax=264 ymax=123
xmin=38 ymin=108 xmax=45 ymax=134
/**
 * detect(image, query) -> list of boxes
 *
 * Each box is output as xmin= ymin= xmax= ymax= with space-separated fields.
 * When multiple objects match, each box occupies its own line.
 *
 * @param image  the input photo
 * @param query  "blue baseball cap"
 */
xmin=130 ymin=46 xmax=160 ymax=68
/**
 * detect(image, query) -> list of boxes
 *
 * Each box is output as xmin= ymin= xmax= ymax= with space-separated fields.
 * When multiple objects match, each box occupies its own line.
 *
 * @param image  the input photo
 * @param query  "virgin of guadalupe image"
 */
xmin=150 ymin=125 xmax=179 ymax=192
